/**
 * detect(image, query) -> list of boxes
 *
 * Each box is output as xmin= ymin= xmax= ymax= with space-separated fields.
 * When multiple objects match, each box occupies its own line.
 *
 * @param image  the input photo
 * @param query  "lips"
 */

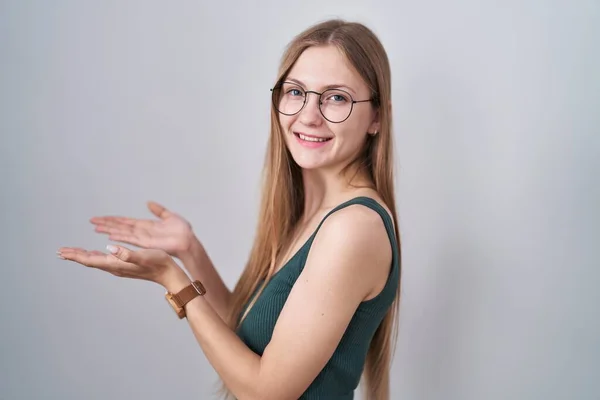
xmin=293 ymin=131 xmax=333 ymax=142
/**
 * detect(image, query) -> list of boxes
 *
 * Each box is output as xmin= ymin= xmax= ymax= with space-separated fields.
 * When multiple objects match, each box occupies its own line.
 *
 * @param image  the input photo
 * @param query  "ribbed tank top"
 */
xmin=236 ymin=196 xmax=401 ymax=399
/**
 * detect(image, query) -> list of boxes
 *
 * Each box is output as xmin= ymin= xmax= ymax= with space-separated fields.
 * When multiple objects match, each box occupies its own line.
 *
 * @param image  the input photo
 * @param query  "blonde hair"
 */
xmin=224 ymin=19 xmax=401 ymax=400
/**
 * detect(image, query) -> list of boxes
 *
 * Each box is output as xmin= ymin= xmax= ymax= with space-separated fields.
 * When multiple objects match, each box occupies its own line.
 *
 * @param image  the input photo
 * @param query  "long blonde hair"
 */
xmin=224 ymin=19 xmax=402 ymax=400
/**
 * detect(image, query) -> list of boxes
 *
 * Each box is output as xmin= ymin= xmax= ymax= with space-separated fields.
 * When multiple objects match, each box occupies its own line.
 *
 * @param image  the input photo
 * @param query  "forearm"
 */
xmin=178 ymin=237 xmax=232 ymax=321
xmin=163 ymin=270 xmax=268 ymax=400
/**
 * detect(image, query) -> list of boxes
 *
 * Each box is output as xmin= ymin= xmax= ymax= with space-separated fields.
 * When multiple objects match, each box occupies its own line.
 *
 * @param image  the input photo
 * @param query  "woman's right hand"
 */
xmin=90 ymin=201 xmax=195 ymax=259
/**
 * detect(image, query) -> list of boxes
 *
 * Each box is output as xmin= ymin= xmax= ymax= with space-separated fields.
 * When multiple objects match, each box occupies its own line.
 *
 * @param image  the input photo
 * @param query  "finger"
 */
xmin=90 ymin=216 xmax=136 ymax=226
xmin=106 ymin=244 xmax=141 ymax=264
xmin=58 ymin=247 xmax=87 ymax=253
xmin=57 ymin=247 xmax=90 ymax=259
xmin=59 ymin=248 xmax=110 ymax=268
xmin=147 ymin=201 xmax=172 ymax=220
xmin=58 ymin=247 xmax=93 ymax=257
xmin=94 ymin=223 xmax=135 ymax=236
xmin=59 ymin=248 xmax=132 ymax=278
xmin=91 ymin=216 xmax=153 ymax=230
xmin=108 ymin=233 xmax=147 ymax=248
xmin=95 ymin=224 xmax=154 ymax=249
xmin=94 ymin=221 xmax=156 ymax=239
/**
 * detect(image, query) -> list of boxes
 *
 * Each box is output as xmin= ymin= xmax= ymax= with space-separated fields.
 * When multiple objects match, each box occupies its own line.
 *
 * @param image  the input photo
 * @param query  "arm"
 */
xmin=163 ymin=205 xmax=392 ymax=400
xmin=177 ymin=236 xmax=232 ymax=322
xmin=89 ymin=201 xmax=234 ymax=321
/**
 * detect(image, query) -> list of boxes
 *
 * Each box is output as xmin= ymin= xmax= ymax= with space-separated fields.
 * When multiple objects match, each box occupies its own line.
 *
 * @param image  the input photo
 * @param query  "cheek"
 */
xmin=278 ymin=115 xmax=294 ymax=131
xmin=335 ymin=114 xmax=372 ymax=144
xmin=330 ymin=125 xmax=366 ymax=146
xmin=278 ymin=116 xmax=296 ymax=149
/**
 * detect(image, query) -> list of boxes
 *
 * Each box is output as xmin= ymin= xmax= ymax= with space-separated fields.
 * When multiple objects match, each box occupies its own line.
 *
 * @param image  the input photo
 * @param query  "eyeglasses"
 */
xmin=270 ymin=81 xmax=374 ymax=123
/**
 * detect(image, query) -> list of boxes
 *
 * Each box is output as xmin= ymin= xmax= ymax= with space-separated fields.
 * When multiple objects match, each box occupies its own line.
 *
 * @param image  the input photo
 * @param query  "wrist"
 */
xmin=177 ymin=235 xmax=204 ymax=266
xmin=160 ymin=263 xmax=192 ymax=293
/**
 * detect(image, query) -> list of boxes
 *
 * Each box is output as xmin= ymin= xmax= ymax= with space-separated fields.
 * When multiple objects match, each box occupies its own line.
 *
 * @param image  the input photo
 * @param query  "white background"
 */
xmin=1 ymin=1 xmax=598 ymax=399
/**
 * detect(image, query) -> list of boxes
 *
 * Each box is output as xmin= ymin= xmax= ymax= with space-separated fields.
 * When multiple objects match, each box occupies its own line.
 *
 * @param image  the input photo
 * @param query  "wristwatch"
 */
xmin=165 ymin=280 xmax=206 ymax=319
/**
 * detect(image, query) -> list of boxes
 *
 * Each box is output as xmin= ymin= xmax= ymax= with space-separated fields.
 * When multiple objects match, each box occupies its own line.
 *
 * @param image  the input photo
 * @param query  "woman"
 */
xmin=58 ymin=19 xmax=402 ymax=400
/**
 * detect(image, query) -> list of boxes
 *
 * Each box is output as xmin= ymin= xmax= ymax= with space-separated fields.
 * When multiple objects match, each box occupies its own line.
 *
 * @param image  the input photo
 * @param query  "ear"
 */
xmin=367 ymin=118 xmax=380 ymax=136
xmin=368 ymin=106 xmax=380 ymax=134
xmin=367 ymin=100 xmax=390 ymax=135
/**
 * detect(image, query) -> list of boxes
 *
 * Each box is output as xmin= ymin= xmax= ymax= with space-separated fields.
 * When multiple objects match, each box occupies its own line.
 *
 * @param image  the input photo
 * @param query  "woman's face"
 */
xmin=276 ymin=45 xmax=380 ymax=172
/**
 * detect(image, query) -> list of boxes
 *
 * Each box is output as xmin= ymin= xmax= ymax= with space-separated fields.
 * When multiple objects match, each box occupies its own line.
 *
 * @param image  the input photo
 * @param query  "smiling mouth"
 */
xmin=294 ymin=132 xmax=333 ymax=143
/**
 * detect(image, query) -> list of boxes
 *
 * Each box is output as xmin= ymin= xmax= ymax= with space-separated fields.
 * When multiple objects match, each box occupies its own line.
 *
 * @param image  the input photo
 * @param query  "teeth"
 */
xmin=299 ymin=133 xmax=330 ymax=142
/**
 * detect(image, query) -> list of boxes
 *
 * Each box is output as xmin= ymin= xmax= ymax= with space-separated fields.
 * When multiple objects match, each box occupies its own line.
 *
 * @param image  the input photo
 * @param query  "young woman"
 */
xmin=58 ymin=19 xmax=402 ymax=400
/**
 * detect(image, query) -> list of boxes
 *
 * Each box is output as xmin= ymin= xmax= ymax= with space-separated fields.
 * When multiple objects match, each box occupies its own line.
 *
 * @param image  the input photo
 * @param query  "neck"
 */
xmin=300 ymin=162 xmax=372 ymax=220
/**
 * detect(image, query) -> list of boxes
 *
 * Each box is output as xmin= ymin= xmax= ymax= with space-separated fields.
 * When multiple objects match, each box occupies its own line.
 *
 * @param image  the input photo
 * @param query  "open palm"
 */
xmin=58 ymin=245 xmax=175 ymax=284
xmin=90 ymin=201 xmax=194 ymax=257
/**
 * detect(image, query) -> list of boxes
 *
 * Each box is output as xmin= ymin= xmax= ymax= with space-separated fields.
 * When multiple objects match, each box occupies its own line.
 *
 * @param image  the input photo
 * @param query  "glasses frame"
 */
xmin=270 ymin=81 xmax=375 ymax=123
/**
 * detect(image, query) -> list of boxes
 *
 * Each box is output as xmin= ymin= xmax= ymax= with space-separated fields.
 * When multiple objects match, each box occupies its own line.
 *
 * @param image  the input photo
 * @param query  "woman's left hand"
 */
xmin=57 ymin=244 xmax=182 ymax=287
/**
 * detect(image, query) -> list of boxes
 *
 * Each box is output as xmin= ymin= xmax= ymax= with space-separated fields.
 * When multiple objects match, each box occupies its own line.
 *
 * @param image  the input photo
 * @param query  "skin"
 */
xmin=58 ymin=44 xmax=393 ymax=400
xmin=86 ymin=202 xmax=233 ymax=321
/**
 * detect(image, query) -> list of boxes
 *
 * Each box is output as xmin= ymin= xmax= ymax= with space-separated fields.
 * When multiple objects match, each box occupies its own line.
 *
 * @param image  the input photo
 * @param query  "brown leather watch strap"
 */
xmin=172 ymin=280 xmax=206 ymax=308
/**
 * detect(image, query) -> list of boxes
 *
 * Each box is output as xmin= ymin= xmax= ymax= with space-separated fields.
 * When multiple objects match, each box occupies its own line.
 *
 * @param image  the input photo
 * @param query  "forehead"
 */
xmin=285 ymin=45 xmax=365 ymax=92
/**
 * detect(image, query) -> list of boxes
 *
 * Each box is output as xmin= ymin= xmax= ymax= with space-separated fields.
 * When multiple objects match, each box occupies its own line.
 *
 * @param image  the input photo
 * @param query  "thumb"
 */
xmin=106 ymin=244 xmax=138 ymax=263
xmin=147 ymin=201 xmax=171 ymax=219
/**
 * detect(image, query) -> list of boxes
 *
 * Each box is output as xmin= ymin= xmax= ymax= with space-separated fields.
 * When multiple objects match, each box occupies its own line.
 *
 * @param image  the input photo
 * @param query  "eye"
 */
xmin=282 ymin=83 xmax=304 ymax=97
xmin=324 ymin=91 xmax=349 ymax=103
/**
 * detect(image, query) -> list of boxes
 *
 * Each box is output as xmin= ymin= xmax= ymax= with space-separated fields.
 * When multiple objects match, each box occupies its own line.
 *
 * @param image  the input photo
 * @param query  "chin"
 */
xmin=293 ymin=159 xmax=329 ymax=171
xmin=287 ymin=148 xmax=338 ymax=171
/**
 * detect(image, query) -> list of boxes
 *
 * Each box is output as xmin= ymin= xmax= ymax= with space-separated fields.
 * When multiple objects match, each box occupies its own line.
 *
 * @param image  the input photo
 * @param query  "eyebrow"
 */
xmin=286 ymin=77 xmax=357 ymax=95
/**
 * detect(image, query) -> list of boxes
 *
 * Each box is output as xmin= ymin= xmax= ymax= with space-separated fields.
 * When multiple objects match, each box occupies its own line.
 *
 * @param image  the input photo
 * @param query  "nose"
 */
xmin=298 ymin=92 xmax=323 ymax=125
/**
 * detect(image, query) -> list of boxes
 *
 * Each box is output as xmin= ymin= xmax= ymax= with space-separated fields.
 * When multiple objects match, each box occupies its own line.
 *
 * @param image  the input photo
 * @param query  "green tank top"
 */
xmin=236 ymin=196 xmax=400 ymax=399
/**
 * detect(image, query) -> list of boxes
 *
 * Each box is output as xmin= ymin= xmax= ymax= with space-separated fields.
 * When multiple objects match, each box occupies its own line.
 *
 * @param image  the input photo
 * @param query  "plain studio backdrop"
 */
xmin=1 ymin=1 xmax=598 ymax=399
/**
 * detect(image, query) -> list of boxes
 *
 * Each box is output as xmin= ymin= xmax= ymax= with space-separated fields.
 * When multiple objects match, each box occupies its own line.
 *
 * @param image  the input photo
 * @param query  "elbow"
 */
xmin=243 ymin=362 xmax=305 ymax=400
xmin=239 ymin=382 xmax=299 ymax=400
xmin=251 ymin=386 xmax=302 ymax=400
xmin=245 ymin=393 xmax=295 ymax=400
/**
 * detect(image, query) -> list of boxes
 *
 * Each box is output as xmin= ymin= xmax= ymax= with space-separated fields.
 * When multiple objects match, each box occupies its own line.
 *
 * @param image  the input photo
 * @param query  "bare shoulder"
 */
xmin=304 ymin=198 xmax=393 ymax=301
xmin=318 ymin=191 xmax=396 ymax=254
xmin=317 ymin=201 xmax=390 ymax=246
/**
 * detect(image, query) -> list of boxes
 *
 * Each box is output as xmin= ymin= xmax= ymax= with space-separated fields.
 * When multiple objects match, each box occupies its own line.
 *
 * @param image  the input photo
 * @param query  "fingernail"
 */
xmin=106 ymin=245 xmax=118 ymax=254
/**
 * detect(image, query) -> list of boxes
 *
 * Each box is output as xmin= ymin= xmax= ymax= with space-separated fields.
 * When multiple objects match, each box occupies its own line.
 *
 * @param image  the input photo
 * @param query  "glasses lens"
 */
xmin=319 ymin=89 xmax=353 ymax=123
xmin=272 ymin=83 xmax=305 ymax=115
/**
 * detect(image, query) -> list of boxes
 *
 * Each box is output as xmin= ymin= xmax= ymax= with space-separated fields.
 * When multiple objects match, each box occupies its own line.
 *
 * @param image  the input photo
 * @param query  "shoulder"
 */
xmin=317 ymin=202 xmax=389 ymax=248
xmin=302 ymin=201 xmax=393 ymax=301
